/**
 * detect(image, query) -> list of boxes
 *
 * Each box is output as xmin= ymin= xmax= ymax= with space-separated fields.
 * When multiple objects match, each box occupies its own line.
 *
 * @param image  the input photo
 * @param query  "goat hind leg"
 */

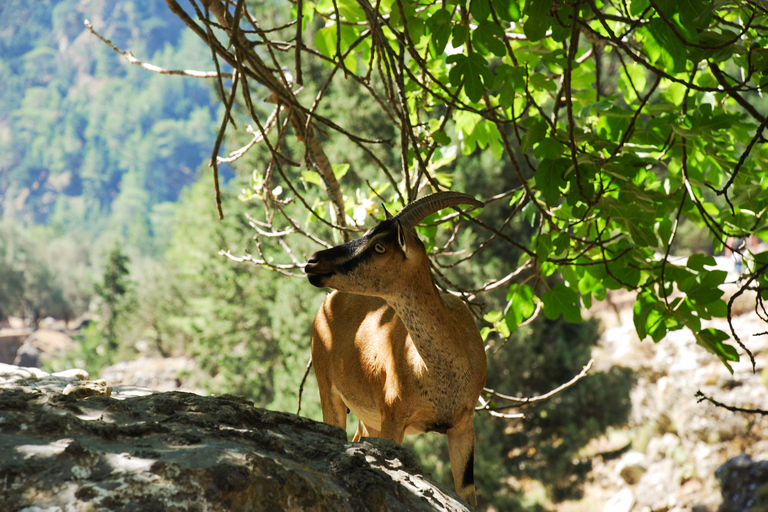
xmin=447 ymin=420 xmax=477 ymax=508
xmin=352 ymin=420 xmax=380 ymax=442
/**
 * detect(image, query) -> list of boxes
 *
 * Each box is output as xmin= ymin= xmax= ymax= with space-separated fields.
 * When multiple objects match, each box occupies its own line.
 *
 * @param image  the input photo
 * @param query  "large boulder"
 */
xmin=0 ymin=364 xmax=470 ymax=512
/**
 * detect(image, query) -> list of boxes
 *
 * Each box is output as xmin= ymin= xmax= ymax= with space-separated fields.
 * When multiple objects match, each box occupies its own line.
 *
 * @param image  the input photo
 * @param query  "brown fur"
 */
xmin=308 ymin=227 xmax=487 ymax=507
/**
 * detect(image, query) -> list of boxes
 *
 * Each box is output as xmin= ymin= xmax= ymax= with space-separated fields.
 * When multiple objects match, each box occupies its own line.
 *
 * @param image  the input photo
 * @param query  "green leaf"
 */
xmin=646 ymin=18 xmax=687 ymax=73
xmin=678 ymin=270 xmax=726 ymax=305
xmin=491 ymin=0 xmax=521 ymax=21
xmin=529 ymin=73 xmax=558 ymax=91
xmin=432 ymin=130 xmax=452 ymax=146
xmin=633 ymin=292 xmax=665 ymax=340
xmin=473 ymin=20 xmax=507 ymax=57
xmin=302 ymin=171 xmax=322 ymax=187
xmin=686 ymin=253 xmax=717 ymax=272
xmin=655 ymin=0 xmax=713 ymax=29
xmin=549 ymin=4 xmax=572 ymax=42
xmin=332 ymin=163 xmax=350 ymax=180
xmin=484 ymin=310 xmax=503 ymax=323
xmin=502 ymin=283 xmax=536 ymax=334
xmin=447 ymin=53 xmax=493 ymax=102
xmin=534 ymin=138 xmax=566 ymax=160
xmin=427 ymin=9 xmax=452 ymax=56
xmin=522 ymin=117 xmax=549 ymax=152
xmin=695 ymin=328 xmax=739 ymax=373
xmin=535 ymin=158 xmax=565 ymax=204
xmin=314 ymin=24 xmax=360 ymax=72
xmin=337 ymin=0 xmax=366 ymax=23
xmin=470 ymin=0 xmax=491 ymax=21
xmin=542 ymin=283 xmax=582 ymax=323
xmin=535 ymin=233 xmax=552 ymax=260
xmin=523 ymin=0 xmax=553 ymax=41
xmin=507 ymin=283 xmax=536 ymax=318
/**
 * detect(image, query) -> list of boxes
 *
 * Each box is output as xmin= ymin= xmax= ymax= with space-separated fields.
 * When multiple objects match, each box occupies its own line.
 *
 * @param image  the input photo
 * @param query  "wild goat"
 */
xmin=305 ymin=191 xmax=487 ymax=507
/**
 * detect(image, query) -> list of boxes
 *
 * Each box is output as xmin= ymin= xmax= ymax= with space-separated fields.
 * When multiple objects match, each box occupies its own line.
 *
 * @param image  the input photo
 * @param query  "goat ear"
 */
xmin=382 ymin=204 xmax=392 ymax=220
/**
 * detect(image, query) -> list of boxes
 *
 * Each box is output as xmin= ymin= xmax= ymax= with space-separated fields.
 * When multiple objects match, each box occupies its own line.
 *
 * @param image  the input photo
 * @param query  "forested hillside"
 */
xmin=0 ymin=0 xmax=220 ymax=244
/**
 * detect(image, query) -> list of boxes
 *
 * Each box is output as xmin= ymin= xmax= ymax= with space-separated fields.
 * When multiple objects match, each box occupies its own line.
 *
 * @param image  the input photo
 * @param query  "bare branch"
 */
xmin=695 ymin=390 xmax=768 ymax=415
xmin=84 ymin=19 xmax=230 ymax=79
xmin=476 ymin=359 xmax=594 ymax=413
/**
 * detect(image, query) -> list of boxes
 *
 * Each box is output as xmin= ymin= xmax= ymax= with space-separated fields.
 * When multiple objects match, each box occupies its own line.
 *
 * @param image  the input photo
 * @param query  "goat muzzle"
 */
xmin=305 ymin=254 xmax=334 ymax=287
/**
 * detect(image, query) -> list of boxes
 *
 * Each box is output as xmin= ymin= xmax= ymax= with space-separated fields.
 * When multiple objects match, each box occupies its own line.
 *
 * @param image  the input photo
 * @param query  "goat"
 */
xmin=305 ymin=191 xmax=487 ymax=507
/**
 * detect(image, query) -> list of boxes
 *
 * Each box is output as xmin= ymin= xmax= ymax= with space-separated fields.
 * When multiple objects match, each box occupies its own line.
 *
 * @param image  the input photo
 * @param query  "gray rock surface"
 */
xmin=0 ymin=364 xmax=470 ymax=512
xmin=716 ymin=454 xmax=768 ymax=512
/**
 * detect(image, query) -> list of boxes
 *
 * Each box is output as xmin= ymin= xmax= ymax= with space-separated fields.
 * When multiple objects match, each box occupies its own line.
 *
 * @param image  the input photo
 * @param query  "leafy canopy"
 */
xmin=166 ymin=0 xmax=768 ymax=373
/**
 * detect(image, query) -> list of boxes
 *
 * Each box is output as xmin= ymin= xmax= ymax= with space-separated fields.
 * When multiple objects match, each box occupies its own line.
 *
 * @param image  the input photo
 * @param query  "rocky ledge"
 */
xmin=0 ymin=364 xmax=470 ymax=512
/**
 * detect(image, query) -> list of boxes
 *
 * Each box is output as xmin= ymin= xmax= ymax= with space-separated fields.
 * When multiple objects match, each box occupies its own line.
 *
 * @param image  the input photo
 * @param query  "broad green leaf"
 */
xmin=695 ymin=328 xmax=739 ymax=373
xmin=678 ymin=270 xmax=726 ymax=305
xmin=686 ymin=253 xmax=717 ymax=272
xmin=492 ymin=0 xmax=521 ymax=21
xmin=535 ymin=158 xmax=565 ymax=204
xmin=646 ymin=18 xmax=687 ymax=73
xmin=314 ymin=24 xmax=360 ymax=72
xmin=522 ymin=117 xmax=549 ymax=152
xmin=534 ymin=138 xmax=566 ymax=160
xmin=470 ymin=0 xmax=491 ymax=21
xmin=447 ymin=53 xmax=493 ymax=102
xmin=630 ymin=0 xmax=650 ymax=16
xmin=473 ymin=20 xmax=507 ymax=57
xmin=548 ymin=4 xmax=572 ymax=42
xmin=427 ymin=9 xmax=452 ymax=56
xmin=535 ymin=233 xmax=552 ymax=260
xmin=633 ymin=292 xmax=664 ymax=340
xmin=523 ymin=0 xmax=553 ymax=41
xmin=542 ymin=283 xmax=582 ymax=323
xmin=302 ymin=171 xmax=322 ymax=187
xmin=337 ymin=0 xmax=366 ymax=23
xmin=432 ymin=130 xmax=451 ymax=146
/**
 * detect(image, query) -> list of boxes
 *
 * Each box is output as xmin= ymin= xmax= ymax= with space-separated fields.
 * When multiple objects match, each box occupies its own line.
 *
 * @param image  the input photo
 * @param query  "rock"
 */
xmin=12 ymin=339 xmax=42 ymax=367
xmin=1 ymin=328 xmax=75 ymax=367
xmin=99 ymin=356 xmax=202 ymax=393
xmin=0 ymin=363 xmax=470 ymax=512
xmin=0 ymin=328 xmax=32 ymax=364
xmin=635 ymin=458 xmax=679 ymax=510
xmin=616 ymin=451 xmax=647 ymax=484
xmin=716 ymin=454 xmax=768 ymax=512
xmin=26 ymin=328 xmax=76 ymax=356
xmin=603 ymin=487 xmax=634 ymax=512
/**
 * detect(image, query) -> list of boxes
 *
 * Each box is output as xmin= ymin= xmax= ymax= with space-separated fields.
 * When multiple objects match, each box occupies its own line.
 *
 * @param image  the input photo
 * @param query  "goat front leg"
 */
xmin=447 ymin=418 xmax=478 ymax=508
xmin=316 ymin=373 xmax=348 ymax=433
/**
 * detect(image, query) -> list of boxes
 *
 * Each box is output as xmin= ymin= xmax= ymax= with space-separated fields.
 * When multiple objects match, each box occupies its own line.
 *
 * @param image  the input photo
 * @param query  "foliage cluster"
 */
xmin=167 ymin=0 xmax=768 ymax=374
xmin=0 ymin=221 xmax=71 ymax=324
xmin=0 ymin=0 xmax=220 ymax=250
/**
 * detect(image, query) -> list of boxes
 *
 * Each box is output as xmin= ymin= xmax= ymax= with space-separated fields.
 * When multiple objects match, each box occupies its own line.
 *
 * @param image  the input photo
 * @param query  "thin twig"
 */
xmin=84 ymin=19 xmax=230 ymax=78
xmin=695 ymin=390 xmax=768 ymax=415
xmin=477 ymin=359 xmax=594 ymax=412
xmin=297 ymin=354 xmax=313 ymax=415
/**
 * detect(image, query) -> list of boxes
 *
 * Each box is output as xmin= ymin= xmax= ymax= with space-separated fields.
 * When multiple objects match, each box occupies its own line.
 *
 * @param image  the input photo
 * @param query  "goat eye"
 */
xmin=374 ymin=242 xmax=386 ymax=254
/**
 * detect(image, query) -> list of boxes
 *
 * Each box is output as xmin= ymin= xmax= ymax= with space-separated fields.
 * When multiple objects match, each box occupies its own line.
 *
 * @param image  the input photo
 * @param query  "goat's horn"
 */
xmin=395 ymin=192 xmax=484 ymax=231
